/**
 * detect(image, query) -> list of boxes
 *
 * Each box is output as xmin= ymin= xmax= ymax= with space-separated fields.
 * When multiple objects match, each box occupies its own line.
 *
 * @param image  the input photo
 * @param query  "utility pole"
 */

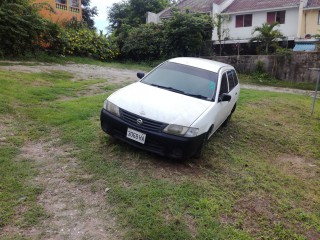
xmin=309 ymin=68 xmax=320 ymax=116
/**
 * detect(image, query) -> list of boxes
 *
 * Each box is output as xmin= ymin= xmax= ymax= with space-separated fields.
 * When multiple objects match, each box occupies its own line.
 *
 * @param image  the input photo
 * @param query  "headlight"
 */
xmin=104 ymin=100 xmax=120 ymax=117
xmin=163 ymin=124 xmax=199 ymax=137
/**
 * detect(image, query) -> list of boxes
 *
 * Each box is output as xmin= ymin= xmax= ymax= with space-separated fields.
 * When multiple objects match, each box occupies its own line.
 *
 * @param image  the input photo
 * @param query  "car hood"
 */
xmin=108 ymin=82 xmax=213 ymax=126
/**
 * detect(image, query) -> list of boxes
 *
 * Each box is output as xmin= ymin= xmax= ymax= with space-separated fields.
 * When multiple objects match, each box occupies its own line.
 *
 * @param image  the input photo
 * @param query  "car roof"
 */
xmin=168 ymin=57 xmax=233 ymax=73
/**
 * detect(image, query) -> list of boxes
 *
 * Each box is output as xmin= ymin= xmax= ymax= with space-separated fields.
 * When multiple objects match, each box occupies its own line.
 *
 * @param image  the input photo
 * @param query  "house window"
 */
xmin=318 ymin=11 xmax=320 ymax=25
xmin=56 ymin=0 xmax=66 ymax=4
xmin=235 ymin=14 xmax=252 ymax=28
xmin=267 ymin=11 xmax=286 ymax=24
xmin=70 ymin=0 xmax=79 ymax=8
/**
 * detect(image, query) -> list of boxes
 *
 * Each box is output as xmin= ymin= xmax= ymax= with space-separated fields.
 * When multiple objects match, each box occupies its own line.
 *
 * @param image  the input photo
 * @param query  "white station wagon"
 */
xmin=100 ymin=57 xmax=240 ymax=158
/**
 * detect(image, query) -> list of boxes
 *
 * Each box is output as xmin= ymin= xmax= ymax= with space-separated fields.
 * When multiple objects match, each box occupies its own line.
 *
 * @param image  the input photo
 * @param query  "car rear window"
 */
xmin=141 ymin=62 xmax=218 ymax=101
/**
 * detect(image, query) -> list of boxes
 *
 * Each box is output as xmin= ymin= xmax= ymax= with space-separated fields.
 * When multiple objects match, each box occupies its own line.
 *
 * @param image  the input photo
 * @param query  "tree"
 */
xmin=213 ymin=14 xmax=230 ymax=56
xmin=81 ymin=0 xmax=98 ymax=29
xmin=107 ymin=0 xmax=130 ymax=34
xmin=251 ymin=22 xmax=283 ymax=54
xmin=164 ymin=11 xmax=213 ymax=57
xmin=107 ymin=0 xmax=172 ymax=33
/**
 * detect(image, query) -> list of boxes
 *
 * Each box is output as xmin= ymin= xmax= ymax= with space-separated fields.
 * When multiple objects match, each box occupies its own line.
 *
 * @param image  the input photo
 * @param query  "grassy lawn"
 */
xmin=0 ymin=66 xmax=319 ymax=239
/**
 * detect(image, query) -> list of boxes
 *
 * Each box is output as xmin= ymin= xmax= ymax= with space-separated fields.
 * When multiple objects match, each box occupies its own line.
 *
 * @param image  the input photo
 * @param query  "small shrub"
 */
xmin=255 ymin=60 xmax=265 ymax=73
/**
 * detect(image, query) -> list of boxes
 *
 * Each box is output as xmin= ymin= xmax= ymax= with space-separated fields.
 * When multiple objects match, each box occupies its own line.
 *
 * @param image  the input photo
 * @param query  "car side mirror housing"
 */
xmin=137 ymin=72 xmax=145 ymax=79
xmin=219 ymin=93 xmax=231 ymax=102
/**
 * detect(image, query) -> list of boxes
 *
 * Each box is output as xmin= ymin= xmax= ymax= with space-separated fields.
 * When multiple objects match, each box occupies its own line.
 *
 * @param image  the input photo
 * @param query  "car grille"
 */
xmin=120 ymin=109 xmax=167 ymax=132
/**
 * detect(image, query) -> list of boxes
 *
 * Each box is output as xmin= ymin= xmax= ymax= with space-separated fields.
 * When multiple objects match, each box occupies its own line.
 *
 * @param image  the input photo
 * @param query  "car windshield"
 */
xmin=141 ymin=62 xmax=218 ymax=101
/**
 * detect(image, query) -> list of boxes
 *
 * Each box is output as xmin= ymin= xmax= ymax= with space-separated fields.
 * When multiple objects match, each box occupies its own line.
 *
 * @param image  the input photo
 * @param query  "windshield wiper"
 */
xmin=183 ymin=93 xmax=209 ymax=100
xmin=150 ymin=84 xmax=184 ymax=94
xmin=150 ymin=84 xmax=209 ymax=100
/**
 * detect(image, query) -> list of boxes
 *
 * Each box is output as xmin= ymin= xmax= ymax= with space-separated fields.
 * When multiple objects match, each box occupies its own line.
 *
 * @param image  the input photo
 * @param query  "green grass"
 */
xmin=0 ymin=66 xmax=319 ymax=239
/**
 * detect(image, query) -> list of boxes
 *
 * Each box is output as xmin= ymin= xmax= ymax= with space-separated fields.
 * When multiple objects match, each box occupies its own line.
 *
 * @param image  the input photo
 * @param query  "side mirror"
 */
xmin=218 ymin=93 xmax=231 ymax=102
xmin=137 ymin=72 xmax=145 ymax=79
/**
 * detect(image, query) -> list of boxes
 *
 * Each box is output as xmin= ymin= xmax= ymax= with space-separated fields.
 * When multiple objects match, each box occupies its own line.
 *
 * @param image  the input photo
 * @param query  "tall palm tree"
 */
xmin=251 ymin=22 xmax=283 ymax=54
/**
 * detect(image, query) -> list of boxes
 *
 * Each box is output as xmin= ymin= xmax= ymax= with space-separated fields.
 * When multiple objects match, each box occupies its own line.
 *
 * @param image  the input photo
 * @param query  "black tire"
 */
xmin=221 ymin=114 xmax=231 ymax=128
xmin=193 ymin=130 xmax=210 ymax=159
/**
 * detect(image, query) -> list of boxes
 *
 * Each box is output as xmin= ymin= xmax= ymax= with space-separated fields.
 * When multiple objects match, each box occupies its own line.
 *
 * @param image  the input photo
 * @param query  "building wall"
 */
xmin=213 ymin=8 xmax=300 ymax=42
xmin=146 ymin=12 xmax=160 ymax=23
xmin=37 ymin=0 xmax=82 ymax=24
xmin=211 ymin=52 xmax=320 ymax=83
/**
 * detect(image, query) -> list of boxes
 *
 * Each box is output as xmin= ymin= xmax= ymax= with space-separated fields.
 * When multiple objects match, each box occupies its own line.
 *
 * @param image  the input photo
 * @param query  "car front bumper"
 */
xmin=100 ymin=109 xmax=205 ymax=159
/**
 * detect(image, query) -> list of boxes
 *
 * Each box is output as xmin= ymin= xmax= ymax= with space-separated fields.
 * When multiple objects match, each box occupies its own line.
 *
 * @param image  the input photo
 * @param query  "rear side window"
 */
xmin=227 ymin=70 xmax=239 ymax=91
xmin=227 ymin=71 xmax=235 ymax=90
xmin=231 ymin=70 xmax=239 ymax=86
xmin=219 ymin=73 xmax=229 ymax=95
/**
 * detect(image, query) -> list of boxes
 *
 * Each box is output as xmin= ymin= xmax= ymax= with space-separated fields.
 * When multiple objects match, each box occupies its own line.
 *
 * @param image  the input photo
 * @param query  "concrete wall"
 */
xmin=211 ymin=52 xmax=320 ymax=83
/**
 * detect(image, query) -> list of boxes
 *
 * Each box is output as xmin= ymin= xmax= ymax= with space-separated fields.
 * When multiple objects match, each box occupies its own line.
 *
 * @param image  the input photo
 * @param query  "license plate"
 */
xmin=126 ymin=128 xmax=146 ymax=144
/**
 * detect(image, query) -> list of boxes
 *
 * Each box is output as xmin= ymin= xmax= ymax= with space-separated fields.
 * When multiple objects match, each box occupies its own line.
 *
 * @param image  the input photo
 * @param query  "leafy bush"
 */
xmin=119 ymin=11 xmax=213 ymax=60
xmin=122 ymin=23 xmax=165 ymax=61
xmin=51 ymin=26 xmax=120 ymax=61
xmin=0 ymin=0 xmax=49 ymax=56
xmin=164 ymin=11 xmax=213 ymax=57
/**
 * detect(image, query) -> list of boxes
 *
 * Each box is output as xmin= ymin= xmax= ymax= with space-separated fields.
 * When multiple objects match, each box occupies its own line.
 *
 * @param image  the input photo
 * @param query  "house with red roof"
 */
xmin=215 ymin=0 xmax=320 ymax=44
xmin=147 ymin=0 xmax=320 ymax=50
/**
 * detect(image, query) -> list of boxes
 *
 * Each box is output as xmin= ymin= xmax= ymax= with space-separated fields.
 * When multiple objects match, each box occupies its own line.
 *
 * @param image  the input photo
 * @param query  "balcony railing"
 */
xmin=55 ymin=1 xmax=80 ymax=13
xmin=69 ymin=7 xmax=80 ymax=13
xmin=56 ymin=3 xmax=67 ymax=11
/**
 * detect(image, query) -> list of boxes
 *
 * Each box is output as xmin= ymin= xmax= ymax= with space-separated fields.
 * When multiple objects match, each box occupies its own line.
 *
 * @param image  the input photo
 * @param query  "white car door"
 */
xmin=212 ymin=71 xmax=233 ymax=133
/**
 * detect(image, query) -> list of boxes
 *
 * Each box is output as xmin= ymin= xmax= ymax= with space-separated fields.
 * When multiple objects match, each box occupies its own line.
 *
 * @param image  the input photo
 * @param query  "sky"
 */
xmin=90 ymin=0 xmax=122 ymax=33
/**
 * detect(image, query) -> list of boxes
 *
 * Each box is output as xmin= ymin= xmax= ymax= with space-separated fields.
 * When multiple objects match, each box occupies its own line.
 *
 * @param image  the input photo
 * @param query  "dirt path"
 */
xmin=20 ymin=138 xmax=121 ymax=239
xmin=0 ymin=62 xmax=139 ymax=83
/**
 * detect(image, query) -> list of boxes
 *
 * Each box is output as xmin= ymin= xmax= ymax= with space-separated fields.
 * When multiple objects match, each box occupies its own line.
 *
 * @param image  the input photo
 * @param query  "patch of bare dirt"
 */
xmin=0 ymin=62 xmax=140 ymax=84
xmin=274 ymin=154 xmax=318 ymax=179
xmin=1 ymin=137 xmax=123 ymax=239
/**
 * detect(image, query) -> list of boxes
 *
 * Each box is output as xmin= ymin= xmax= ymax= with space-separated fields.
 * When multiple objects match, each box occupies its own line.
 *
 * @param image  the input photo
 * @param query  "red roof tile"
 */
xmin=306 ymin=0 xmax=320 ymax=8
xmin=160 ymin=0 xmax=225 ymax=19
xmin=223 ymin=0 xmax=301 ymax=13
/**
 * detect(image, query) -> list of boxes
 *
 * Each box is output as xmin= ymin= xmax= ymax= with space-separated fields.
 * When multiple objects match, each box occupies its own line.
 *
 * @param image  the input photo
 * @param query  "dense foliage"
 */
xmin=122 ymin=23 xmax=165 ymax=61
xmin=108 ymin=0 xmax=172 ymax=33
xmin=55 ymin=26 xmax=119 ymax=60
xmin=164 ymin=11 xmax=213 ymax=57
xmin=0 ymin=0 xmax=50 ymax=56
xmin=0 ymin=1 xmax=118 ymax=61
xmin=107 ymin=0 xmax=213 ymax=60
xmin=119 ymin=11 xmax=213 ymax=60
